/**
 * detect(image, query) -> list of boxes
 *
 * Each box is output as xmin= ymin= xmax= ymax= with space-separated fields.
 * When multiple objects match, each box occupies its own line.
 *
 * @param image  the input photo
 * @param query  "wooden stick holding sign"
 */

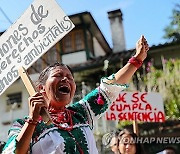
xmin=18 ymin=66 xmax=52 ymax=125
xmin=133 ymin=120 xmax=139 ymax=136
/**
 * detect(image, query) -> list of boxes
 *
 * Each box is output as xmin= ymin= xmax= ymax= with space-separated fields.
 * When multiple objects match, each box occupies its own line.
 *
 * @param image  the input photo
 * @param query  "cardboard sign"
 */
xmin=106 ymin=92 xmax=165 ymax=122
xmin=0 ymin=0 xmax=74 ymax=95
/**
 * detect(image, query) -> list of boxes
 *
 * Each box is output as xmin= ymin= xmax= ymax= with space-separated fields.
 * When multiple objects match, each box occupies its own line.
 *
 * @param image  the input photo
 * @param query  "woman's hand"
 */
xmin=112 ymin=35 xmax=149 ymax=84
xmin=28 ymin=92 xmax=48 ymax=121
xmin=134 ymin=35 xmax=149 ymax=61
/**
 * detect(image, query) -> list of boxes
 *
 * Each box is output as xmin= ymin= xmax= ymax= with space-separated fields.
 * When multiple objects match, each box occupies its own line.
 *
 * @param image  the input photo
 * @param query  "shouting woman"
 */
xmin=3 ymin=35 xmax=149 ymax=154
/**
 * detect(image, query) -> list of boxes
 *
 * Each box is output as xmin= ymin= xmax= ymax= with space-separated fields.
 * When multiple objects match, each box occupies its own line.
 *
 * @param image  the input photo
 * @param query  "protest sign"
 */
xmin=106 ymin=92 xmax=165 ymax=122
xmin=0 ymin=0 xmax=74 ymax=95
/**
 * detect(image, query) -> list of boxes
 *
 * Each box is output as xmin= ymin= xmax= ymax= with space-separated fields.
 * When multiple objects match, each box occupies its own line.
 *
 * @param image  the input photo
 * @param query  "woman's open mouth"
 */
xmin=58 ymin=85 xmax=70 ymax=94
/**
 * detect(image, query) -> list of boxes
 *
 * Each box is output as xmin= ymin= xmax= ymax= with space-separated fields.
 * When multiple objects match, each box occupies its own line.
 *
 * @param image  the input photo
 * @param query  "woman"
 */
xmin=118 ymin=129 xmax=142 ymax=154
xmin=3 ymin=35 xmax=149 ymax=154
xmin=110 ymin=131 xmax=120 ymax=154
xmin=102 ymin=130 xmax=120 ymax=154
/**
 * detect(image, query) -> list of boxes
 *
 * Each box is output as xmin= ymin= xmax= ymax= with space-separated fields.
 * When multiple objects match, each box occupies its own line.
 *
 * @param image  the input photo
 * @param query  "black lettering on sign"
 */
xmin=30 ymin=4 xmax=48 ymax=25
xmin=0 ymin=65 xmax=18 ymax=93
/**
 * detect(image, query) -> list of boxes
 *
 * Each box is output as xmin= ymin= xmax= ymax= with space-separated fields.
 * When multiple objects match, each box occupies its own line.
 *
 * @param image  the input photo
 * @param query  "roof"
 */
xmin=70 ymin=49 xmax=134 ymax=72
xmin=150 ymin=40 xmax=180 ymax=50
xmin=70 ymin=41 xmax=180 ymax=72
xmin=0 ymin=11 xmax=112 ymax=54
xmin=69 ymin=11 xmax=112 ymax=54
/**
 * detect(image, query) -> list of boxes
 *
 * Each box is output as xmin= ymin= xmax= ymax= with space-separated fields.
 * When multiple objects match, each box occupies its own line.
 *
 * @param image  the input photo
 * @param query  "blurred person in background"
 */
xmin=157 ymin=146 xmax=176 ymax=154
xmin=110 ymin=131 xmax=120 ymax=154
xmin=118 ymin=129 xmax=142 ymax=154
xmin=0 ymin=141 xmax=6 ymax=153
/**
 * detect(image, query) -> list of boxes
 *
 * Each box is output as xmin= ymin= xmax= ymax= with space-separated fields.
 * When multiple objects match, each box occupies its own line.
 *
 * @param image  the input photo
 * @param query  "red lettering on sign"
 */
xmin=145 ymin=104 xmax=152 ymax=110
xmin=131 ymin=92 xmax=149 ymax=104
xmin=156 ymin=111 xmax=165 ymax=122
xmin=116 ymin=93 xmax=127 ymax=103
xmin=127 ymin=112 xmax=133 ymax=120
xmin=137 ymin=112 xmax=142 ymax=121
xmin=110 ymin=102 xmax=115 ymax=111
xmin=139 ymin=103 xmax=144 ymax=110
xmin=116 ymin=104 xmax=123 ymax=111
xmin=123 ymin=104 xmax=131 ymax=111
xmin=111 ymin=113 xmax=116 ymax=120
xmin=131 ymin=92 xmax=139 ymax=103
xmin=132 ymin=103 xmax=138 ymax=110
xmin=118 ymin=113 xmax=127 ymax=121
xmin=106 ymin=112 xmax=116 ymax=120
xmin=106 ymin=112 xmax=110 ymax=120
xmin=141 ymin=92 xmax=148 ymax=103
xmin=148 ymin=112 xmax=154 ymax=122
xmin=106 ymin=111 xmax=165 ymax=122
xmin=106 ymin=92 xmax=165 ymax=122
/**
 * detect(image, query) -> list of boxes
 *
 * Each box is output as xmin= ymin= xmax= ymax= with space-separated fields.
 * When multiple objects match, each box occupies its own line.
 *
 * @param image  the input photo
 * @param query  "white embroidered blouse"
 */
xmin=2 ymin=75 xmax=128 ymax=154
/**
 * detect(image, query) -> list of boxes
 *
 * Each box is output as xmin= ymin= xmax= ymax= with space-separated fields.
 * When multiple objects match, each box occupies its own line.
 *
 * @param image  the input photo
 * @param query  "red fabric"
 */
xmin=128 ymin=57 xmax=143 ymax=69
xmin=97 ymin=95 xmax=104 ymax=105
xmin=25 ymin=117 xmax=38 ymax=125
xmin=48 ymin=108 xmax=84 ymax=154
xmin=97 ymin=87 xmax=104 ymax=105
xmin=49 ymin=108 xmax=75 ymax=131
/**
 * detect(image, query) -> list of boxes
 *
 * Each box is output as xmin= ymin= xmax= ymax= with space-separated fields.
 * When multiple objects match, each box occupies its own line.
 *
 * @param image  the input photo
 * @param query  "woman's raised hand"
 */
xmin=134 ymin=35 xmax=149 ymax=61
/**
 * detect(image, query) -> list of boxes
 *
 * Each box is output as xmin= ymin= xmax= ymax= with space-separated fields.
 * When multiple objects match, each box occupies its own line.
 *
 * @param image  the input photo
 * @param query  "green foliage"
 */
xmin=137 ymin=59 xmax=180 ymax=119
xmin=117 ymin=120 xmax=133 ymax=129
xmin=162 ymin=60 xmax=180 ymax=118
xmin=118 ymin=59 xmax=180 ymax=128
xmin=163 ymin=4 xmax=180 ymax=42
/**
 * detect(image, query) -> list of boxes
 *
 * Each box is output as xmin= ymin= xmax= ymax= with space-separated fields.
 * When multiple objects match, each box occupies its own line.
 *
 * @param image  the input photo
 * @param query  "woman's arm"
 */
xmin=69 ymin=35 xmax=149 ymax=122
xmin=109 ymin=35 xmax=149 ymax=84
xmin=15 ymin=93 xmax=47 ymax=154
xmin=15 ymin=123 xmax=36 ymax=153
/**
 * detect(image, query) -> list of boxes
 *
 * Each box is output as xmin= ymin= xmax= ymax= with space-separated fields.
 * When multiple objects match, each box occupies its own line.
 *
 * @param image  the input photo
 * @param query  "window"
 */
xmin=28 ymin=44 xmax=60 ymax=74
xmin=62 ymin=30 xmax=84 ymax=53
xmin=6 ymin=92 xmax=22 ymax=111
xmin=63 ymin=34 xmax=73 ymax=53
xmin=28 ymin=59 xmax=43 ymax=74
xmin=34 ymin=59 xmax=43 ymax=72
xmin=75 ymin=31 xmax=84 ymax=50
xmin=47 ymin=46 xmax=58 ymax=63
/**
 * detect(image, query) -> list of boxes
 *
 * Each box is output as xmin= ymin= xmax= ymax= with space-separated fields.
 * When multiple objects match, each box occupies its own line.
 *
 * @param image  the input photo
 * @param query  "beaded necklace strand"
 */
xmin=48 ymin=108 xmax=84 ymax=154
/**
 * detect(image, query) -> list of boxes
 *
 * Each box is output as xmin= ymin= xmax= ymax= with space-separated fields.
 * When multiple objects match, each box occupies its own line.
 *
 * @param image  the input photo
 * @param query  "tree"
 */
xmin=163 ymin=4 xmax=180 ymax=42
xmin=132 ymin=59 xmax=180 ymax=119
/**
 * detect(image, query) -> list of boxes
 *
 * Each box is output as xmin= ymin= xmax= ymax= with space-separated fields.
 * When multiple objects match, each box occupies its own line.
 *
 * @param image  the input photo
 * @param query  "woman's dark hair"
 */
xmin=118 ymin=129 xmax=142 ymax=154
xmin=35 ymin=62 xmax=73 ymax=88
xmin=163 ymin=146 xmax=176 ymax=153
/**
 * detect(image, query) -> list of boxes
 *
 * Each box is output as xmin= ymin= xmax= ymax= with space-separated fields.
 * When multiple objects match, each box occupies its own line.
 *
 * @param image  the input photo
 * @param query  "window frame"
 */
xmin=62 ymin=29 xmax=85 ymax=53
